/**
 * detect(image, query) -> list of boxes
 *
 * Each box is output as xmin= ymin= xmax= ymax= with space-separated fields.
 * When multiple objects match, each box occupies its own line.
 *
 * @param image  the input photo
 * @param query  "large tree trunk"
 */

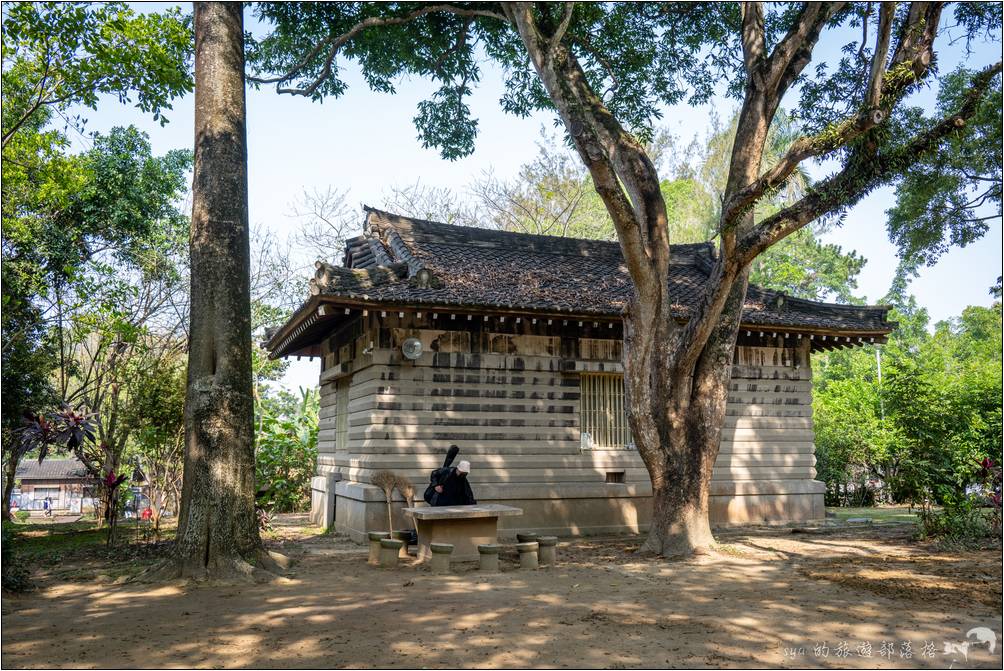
xmin=630 ymin=272 xmax=750 ymax=556
xmin=171 ymin=2 xmax=275 ymax=581
xmin=504 ymin=4 xmax=769 ymax=557
xmin=2 ymin=449 xmax=19 ymax=520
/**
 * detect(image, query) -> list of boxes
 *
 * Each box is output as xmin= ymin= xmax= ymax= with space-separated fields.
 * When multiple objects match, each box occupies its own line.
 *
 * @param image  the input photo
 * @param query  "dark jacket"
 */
xmin=437 ymin=470 xmax=477 ymax=506
xmin=423 ymin=446 xmax=459 ymax=506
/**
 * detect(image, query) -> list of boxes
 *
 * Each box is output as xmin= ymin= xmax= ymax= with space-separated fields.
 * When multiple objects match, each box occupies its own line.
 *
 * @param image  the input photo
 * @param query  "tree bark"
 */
xmin=504 ymin=4 xmax=748 ymax=556
xmin=170 ymin=2 xmax=275 ymax=581
xmin=2 ymin=449 xmax=19 ymax=520
xmin=634 ymin=271 xmax=750 ymax=555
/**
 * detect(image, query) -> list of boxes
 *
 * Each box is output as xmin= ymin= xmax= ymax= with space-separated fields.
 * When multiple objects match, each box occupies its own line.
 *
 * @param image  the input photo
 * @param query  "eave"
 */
xmin=266 ymin=294 xmax=895 ymax=359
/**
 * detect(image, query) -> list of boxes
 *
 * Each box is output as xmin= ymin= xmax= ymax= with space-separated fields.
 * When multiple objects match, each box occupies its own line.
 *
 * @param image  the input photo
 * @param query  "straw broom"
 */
xmin=394 ymin=474 xmax=417 ymax=531
xmin=371 ymin=470 xmax=398 ymax=533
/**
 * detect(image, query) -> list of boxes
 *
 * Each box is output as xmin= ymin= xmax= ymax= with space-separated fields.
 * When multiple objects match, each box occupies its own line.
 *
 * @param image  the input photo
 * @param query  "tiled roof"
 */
xmin=16 ymin=457 xmax=93 ymax=482
xmin=322 ymin=208 xmax=890 ymax=324
xmin=268 ymin=208 xmax=894 ymax=357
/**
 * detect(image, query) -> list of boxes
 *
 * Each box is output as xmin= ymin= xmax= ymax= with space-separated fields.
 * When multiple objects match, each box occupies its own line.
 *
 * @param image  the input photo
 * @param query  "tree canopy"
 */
xmin=251 ymin=2 xmax=1000 ymax=287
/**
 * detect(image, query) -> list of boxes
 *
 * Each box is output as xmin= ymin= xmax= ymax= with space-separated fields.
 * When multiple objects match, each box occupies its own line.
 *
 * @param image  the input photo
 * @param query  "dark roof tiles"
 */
xmin=312 ymin=207 xmax=892 ymax=332
xmin=268 ymin=208 xmax=894 ymax=358
xmin=16 ymin=458 xmax=93 ymax=482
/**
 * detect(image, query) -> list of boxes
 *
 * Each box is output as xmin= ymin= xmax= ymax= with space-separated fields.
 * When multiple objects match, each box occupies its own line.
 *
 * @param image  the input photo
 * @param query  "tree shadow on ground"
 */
xmin=2 ymin=526 xmax=1001 ymax=669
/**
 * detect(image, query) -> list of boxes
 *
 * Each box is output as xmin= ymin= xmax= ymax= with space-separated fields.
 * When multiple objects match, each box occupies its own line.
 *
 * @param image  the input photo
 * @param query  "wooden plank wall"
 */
xmin=718 ymin=342 xmax=816 ymax=482
xmin=315 ymin=315 xmax=816 ymax=490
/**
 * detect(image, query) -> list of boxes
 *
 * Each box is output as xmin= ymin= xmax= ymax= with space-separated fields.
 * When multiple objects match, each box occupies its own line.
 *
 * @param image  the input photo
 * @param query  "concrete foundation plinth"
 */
xmin=537 ymin=536 xmax=558 ymax=566
xmin=478 ymin=544 xmax=501 ymax=572
xmin=368 ymin=532 xmax=390 ymax=565
xmin=429 ymin=543 xmax=454 ymax=573
xmin=379 ymin=539 xmax=404 ymax=568
xmin=517 ymin=541 xmax=539 ymax=569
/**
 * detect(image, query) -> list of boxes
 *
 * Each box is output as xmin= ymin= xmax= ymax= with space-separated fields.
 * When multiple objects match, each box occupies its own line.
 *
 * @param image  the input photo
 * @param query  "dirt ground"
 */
xmin=2 ymin=518 xmax=1001 ymax=669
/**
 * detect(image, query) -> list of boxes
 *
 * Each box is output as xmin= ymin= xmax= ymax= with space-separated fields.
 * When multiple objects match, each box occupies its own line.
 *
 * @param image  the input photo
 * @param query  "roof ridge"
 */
xmin=362 ymin=205 xmax=717 ymax=258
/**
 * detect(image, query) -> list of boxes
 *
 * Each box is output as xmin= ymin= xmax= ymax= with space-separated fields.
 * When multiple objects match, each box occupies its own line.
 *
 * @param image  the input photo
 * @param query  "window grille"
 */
xmin=580 ymin=373 xmax=632 ymax=449
xmin=336 ymin=376 xmax=350 ymax=450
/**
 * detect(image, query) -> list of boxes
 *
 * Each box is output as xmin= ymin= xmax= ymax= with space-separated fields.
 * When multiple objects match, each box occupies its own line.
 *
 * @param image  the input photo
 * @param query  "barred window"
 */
xmin=580 ymin=373 xmax=632 ymax=449
xmin=335 ymin=376 xmax=350 ymax=450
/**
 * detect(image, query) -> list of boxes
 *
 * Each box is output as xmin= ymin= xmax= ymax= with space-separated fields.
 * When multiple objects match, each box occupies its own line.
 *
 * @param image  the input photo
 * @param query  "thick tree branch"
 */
xmin=686 ymin=5 xmax=849 ymax=373
xmin=768 ymin=2 xmax=846 ymax=95
xmin=890 ymin=2 xmax=942 ymax=69
xmin=720 ymin=3 xmax=844 ymax=242
xmin=503 ymin=2 xmax=665 ymax=291
xmin=866 ymin=1 xmax=896 ymax=110
xmin=737 ymin=61 xmax=1002 ymax=265
xmin=721 ymin=1 xmax=945 ymax=231
xmin=569 ymin=33 xmax=620 ymax=95
xmin=548 ymin=2 xmax=574 ymax=56
xmin=739 ymin=2 xmax=766 ymax=79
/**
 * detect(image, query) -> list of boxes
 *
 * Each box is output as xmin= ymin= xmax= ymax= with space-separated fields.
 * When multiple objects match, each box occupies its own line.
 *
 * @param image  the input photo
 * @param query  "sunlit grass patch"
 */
xmin=826 ymin=505 xmax=922 ymax=524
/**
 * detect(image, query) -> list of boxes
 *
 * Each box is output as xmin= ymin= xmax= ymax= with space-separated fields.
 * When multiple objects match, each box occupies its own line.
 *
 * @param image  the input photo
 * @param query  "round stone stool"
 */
xmin=392 ymin=530 xmax=412 ymax=558
xmin=516 ymin=541 xmax=539 ymax=570
xmin=537 ymin=536 xmax=558 ymax=566
xmin=379 ymin=538 xmax=404 ymax=568
xmin=429 ymin=543 xmax=454 ymax=573
xmin=516 ymin=532 xmax=539 ymax=543
xmin=368 ymin=532 xmax=391 ymax=565
xmin=478 ymin=544 xmax=501 ymax=572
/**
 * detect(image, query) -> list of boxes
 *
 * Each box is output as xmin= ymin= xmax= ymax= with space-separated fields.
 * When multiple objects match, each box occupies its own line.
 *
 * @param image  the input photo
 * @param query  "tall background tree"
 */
xmin=170 ymin=1 xmax=280 ymax=580
xmin=1 ymin=2 xmax=193 ymax=519
xmin=250 ymin=1 xmax=1001 ymax=555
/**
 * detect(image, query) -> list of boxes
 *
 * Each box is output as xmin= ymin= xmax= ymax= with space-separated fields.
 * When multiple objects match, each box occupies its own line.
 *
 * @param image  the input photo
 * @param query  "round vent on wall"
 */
xmin=401 ymin=337 xmax=423 ymax=360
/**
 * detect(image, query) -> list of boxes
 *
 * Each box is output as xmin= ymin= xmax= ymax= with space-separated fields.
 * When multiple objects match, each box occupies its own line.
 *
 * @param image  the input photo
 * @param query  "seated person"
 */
xmin=435 ymin=460 xmax=476 ymax=506
xmin=426 ymin=450 xmax=477 ymax=506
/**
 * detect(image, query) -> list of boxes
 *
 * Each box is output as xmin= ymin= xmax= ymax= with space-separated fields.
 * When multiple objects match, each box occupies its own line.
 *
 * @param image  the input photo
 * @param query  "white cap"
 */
xmin=457 ymin=460 xmax=471 ymax=474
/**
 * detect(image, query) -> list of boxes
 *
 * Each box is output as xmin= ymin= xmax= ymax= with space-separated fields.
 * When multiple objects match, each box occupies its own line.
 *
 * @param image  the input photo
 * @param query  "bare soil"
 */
xmin=2 ymin=519 xmax=1000 ymax=669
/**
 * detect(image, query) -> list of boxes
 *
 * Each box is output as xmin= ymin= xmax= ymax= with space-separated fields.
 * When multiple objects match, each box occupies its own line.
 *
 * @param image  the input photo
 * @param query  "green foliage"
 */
xmin=1 ymin=524 xmax=33 ymax=592
xmin=124 ymin=352 xmax=186 ymax=520
xmin=917 ymin=493 xmax=994 ymax=548
xmin=14 ymin=510 xmax=31 ymax=523
xmin=886 ymin=66 xmax=1003 ymax=282
xmin=2 ymin=1 xmax=193 ymax=481
xmin=252 ymin=3 xmax=1000 ymax=297
xmin=1 ymin=122 xmax=191 ymax=488
xmin=751 ymin=228 xmax=866 ymax=302
xmin=1 ymin=1 xmax=193 ymax=140
xmin=250 ymin=3 xmax=743 ymax=158
xmin=814 ymin=300 xmax=1004 ymax=507
xmin=255 ymin=388 xmax=319 ymax=513
xmin=655 ymin=111 xmax=866 ymax=301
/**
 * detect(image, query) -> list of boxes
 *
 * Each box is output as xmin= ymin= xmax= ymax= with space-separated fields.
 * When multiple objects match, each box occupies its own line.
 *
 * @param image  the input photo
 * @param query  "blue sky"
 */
xmin=72 ymin=5 xmax=1002 ymax=391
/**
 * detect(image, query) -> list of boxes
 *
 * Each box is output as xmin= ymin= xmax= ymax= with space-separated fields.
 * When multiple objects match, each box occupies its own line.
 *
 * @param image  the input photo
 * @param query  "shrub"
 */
xmin=255 ymin=388 xmax=318 ymax=513
xmin=1 ymin=526 xmax=33 ymax=592
xmin=917 ymin=493 xmax=994 ymax=548
xmin=14 ymin=510 xmax=30 ymax=522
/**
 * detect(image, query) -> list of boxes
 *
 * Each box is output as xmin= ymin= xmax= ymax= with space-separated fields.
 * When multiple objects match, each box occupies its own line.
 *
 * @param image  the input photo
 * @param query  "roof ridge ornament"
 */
xmin=310 ymin=260 xmax=339 ymax=295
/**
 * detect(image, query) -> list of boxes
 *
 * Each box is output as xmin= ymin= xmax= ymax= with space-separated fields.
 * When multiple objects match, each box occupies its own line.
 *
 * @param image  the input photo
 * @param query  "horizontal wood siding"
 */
xmin=315 ymin=314 xmax=817 ymax=490
xmin=719 ymin=342 xmax=815 ymax=480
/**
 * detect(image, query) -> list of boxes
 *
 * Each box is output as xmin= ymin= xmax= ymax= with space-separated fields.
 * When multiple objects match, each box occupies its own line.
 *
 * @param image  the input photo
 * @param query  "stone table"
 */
xmin=402 ymin=504 xmax=523 ymax=562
